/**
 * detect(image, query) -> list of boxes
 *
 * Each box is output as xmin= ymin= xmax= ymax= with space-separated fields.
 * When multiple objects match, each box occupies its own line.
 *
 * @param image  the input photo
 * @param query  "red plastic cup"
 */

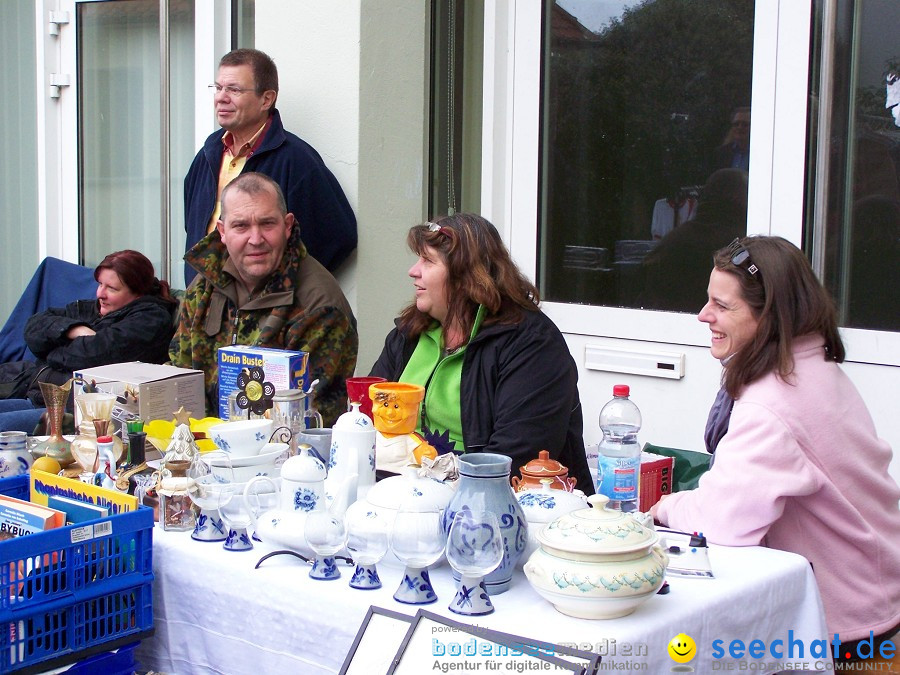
xmin=346 ymin=376 xmax=387 ymax=420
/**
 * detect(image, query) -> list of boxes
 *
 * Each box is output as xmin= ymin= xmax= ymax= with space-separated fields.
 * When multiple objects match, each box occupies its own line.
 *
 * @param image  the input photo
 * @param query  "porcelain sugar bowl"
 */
xmin=515 ymin=479 xmax=587 ymax=566
xmin=523 ymin=494 xmax=668 ymax=619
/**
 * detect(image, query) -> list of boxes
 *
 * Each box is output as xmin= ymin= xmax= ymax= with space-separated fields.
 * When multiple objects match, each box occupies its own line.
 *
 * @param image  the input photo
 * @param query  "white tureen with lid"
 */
xmin=523 ymin=494 xmax=668 ymax=619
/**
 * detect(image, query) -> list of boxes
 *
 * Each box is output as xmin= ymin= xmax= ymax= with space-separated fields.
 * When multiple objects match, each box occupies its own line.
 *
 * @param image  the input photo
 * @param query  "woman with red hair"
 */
xmin=0 ymin=250 xmax=177 ymax=409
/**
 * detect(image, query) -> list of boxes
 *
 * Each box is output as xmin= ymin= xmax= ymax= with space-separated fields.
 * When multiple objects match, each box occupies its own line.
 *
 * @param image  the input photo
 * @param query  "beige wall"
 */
xmin=256 ymin=1 xmax=429 ymax=375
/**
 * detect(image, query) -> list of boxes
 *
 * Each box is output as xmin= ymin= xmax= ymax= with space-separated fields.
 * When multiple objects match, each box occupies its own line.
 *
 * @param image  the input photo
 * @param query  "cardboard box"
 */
xmin=217 ymin=346 xmax=310 ymax=419
xmin=73 ymin=362 xmax=206 ymax=425
xmin=639 ymin=451 xmax=674 ymax=512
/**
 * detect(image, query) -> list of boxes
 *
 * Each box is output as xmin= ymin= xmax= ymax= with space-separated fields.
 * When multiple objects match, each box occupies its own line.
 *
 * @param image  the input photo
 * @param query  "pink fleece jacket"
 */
xmin=658 ymin=335 xmax=900 ymax=641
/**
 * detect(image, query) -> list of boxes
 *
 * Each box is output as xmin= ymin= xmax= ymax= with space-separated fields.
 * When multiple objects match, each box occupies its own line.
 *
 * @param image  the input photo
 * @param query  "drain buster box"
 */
xmin=217 ymin=345 xmax=310 ymax=419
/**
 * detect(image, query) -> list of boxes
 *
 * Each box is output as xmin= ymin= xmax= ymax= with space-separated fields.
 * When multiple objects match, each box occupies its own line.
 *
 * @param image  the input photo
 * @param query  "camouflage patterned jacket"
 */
xmin=169 ymin=226 xmax=357 ymax=426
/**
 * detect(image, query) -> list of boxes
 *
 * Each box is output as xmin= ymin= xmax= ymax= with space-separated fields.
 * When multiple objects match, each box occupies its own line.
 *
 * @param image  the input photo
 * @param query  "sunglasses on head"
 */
xmin=725 ymin=238 xmax=759 ymax=276
xmin=426 ymin=222 xmax=454 ymax=239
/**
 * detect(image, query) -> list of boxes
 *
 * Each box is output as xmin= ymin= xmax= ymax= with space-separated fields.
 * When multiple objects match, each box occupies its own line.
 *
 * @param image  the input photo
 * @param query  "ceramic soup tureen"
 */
xmin=523 ymin=494 xmax=668 ymax=619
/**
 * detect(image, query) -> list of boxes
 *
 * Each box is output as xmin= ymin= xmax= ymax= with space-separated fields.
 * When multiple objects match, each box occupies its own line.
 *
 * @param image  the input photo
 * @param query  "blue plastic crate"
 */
xmin=61 ymin=640 xmax=139 ymax=675
xmin=0 ymin=475 xmax=154 ymax=673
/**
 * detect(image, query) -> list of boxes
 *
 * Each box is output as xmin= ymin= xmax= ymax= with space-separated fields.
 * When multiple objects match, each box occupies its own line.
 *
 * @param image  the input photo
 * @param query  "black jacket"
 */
xmin=370 ymin=309 xmax=593 ymax=494
xmin=21 ymin=295 xmax=176 ymax=398
xmin=183 ymin=109 xmax=357 ymax=285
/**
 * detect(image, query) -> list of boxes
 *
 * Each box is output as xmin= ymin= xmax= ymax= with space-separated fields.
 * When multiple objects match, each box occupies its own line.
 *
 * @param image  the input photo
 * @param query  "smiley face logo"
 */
xmin=668 ymin=633 xmax=696 ymax=664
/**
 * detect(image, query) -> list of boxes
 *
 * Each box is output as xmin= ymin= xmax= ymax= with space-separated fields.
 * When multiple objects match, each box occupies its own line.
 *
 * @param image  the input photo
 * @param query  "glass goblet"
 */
xmin=187 ymin=451 xmax=230 ymax=542
xmin=304 ymin=511 xmax=347 ymax=580
xmin=346 ymin=509 xmax=389 ymax=590
xmin=445 ymin=509 xmax=504 ymax=615
xmin=389 ymin=506 xmax=445 ymax=604
xmin=219 ymin=479 xmax=254 ymax=552
xmin=70 ymin=441 xmax=98 ymax=484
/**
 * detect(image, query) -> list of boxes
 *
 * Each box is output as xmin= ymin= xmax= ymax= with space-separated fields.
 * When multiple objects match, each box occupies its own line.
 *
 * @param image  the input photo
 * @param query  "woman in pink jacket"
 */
xmin=650 ymin=236 xmax=900 ymax=662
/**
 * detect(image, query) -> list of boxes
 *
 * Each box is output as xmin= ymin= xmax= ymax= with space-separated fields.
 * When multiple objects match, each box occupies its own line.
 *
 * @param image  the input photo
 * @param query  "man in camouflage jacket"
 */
xmin=169 ymin=172 xmax=357 ymax=426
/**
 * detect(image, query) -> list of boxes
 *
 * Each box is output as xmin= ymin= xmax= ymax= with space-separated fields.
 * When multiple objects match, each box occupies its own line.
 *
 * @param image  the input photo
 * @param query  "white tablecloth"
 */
xmin=136 ymin=529 xmax=830 ymax=674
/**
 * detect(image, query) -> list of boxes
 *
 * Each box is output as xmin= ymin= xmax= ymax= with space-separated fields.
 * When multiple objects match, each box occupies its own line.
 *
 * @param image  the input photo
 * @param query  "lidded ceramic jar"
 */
xmin=511 ymin=450 xmax=576 ymax=492
xmin=515 ymin=479 xmax=587 ymax=565
xmin=523 ymin=494 xmax=668 ymax=619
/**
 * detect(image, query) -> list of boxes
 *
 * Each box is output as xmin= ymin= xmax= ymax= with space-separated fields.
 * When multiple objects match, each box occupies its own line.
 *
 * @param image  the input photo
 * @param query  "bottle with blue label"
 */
xmin=596 ymin=384 xmax=642 ymax=512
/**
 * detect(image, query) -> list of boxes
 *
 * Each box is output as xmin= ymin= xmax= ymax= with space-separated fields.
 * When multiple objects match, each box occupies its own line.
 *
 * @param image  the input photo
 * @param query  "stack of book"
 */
xmin=0 ymin=495 xmax=64 ymax=540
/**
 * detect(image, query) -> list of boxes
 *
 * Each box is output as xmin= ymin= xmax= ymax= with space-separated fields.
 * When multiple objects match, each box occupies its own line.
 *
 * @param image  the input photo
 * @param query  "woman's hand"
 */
xmin=649 ymin=493 xmax=672 ymax=523
xmin=66 ymin=325 xmax=96 ymax=339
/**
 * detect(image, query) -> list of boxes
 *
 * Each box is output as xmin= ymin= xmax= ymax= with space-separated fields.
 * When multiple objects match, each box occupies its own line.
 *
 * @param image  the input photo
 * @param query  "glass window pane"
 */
xmin=539 ymin=0 xmax=755 ymax=313
xmin=79 ymin=0 xmax=162 ymax=270
xmin=0 ymin=0 xmax=39 ymax=319
xmin=78 ymin=0 xmax=195 ymax=287
xmin=430 ymin=0 xmax=483 ymax=219
xmin=807 ymin=0 xmax=900 ymax=332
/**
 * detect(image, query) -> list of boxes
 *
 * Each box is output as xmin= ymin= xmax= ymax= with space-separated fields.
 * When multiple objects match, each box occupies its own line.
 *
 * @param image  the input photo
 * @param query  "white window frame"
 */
xmin=480 ymin=0 xmax=899 ymax=367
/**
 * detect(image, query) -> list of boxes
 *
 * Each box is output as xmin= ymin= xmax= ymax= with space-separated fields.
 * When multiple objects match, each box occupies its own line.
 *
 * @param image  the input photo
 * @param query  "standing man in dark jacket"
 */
xmin=184 ymin=48 xmax=356 ymax=286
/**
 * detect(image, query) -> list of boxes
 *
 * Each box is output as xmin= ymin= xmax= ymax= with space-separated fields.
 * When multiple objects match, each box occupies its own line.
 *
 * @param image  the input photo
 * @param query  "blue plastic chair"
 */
xmin=0 ymin=257 xmax=96 ymax=363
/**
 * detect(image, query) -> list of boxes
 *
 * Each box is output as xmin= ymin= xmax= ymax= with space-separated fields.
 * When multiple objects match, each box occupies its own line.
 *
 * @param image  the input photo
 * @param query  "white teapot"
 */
xmin=245 ymin=444 xmax=356 ymax=555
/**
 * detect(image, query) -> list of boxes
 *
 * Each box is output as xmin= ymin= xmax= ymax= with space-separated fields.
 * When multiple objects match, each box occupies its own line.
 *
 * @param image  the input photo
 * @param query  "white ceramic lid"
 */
xmin=333 ymin=402 xmax=374 ymax=430
xmin=516 ymin=480 xmax=586 ymax=523
xmin=365 ymin=471 xmax=454 ymax=512
xmin=279 ymin=446 xmax=326 ymax=482
xmin=537 ymin=494 xmax=658 ymax=555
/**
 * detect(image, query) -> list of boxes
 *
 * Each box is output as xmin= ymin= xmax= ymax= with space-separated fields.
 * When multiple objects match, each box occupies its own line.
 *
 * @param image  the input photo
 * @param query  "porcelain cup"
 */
xmin=296 ymin=428 xmax=332 ymax=466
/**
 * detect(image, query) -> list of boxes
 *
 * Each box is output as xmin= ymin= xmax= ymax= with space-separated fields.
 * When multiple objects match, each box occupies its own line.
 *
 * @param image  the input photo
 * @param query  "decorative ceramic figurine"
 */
xmin=523 ymin=494 xmax=669 ymax=619
xmin=511 ymin=450 xmax=577 ymax=492
xmin=369 ymin=382 xmax=435 ymax=473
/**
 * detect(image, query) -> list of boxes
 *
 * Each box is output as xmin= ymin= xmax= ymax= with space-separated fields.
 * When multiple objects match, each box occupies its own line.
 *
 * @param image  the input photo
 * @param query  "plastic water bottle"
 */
xmin=596 ymin=384 xmax=642 ymax=512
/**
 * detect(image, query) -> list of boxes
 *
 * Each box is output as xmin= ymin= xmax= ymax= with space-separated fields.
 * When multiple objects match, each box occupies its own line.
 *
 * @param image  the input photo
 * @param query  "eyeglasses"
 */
xmin=208 ymin=84 xmax=256 ymax=97
xmin=725 ymin=238 xmax=759 ymax=276
xmin=426 ymin=222 xmax=454 ymax=238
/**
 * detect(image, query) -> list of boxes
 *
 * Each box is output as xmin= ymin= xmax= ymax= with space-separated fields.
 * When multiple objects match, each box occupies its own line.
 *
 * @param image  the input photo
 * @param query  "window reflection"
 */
xmin=808 ymin=0 xmax=900 ymax=332
xmin=539 ymin=0 xmax=754 ymax=311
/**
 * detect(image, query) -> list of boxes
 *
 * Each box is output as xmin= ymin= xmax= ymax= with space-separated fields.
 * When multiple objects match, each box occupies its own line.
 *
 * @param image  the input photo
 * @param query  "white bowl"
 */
xmin=209 ymin=444 xmax=286 ymax=483
xmin=209 ymin=419 xmax=274 ymax=458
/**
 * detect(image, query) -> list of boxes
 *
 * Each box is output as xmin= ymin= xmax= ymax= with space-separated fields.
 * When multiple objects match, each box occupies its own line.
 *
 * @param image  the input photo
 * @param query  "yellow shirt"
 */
xmin=206 ymin=118 xmax=271 ymax=234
